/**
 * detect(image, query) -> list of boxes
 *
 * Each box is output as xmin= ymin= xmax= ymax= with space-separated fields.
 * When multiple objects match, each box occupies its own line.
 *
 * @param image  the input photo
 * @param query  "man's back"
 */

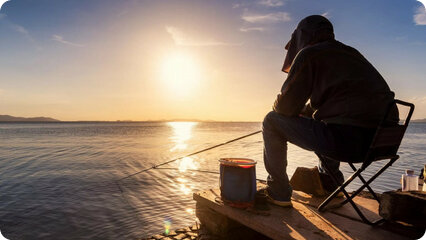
xmin=276 ymin=40 xmax=397 ymax=128
xmin=303 ymin=40 xmax=396 ymax=127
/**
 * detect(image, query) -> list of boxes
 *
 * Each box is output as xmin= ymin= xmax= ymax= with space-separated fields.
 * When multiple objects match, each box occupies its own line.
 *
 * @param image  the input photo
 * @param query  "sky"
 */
xmin=0 ymin=0 xmax=425 ymax=121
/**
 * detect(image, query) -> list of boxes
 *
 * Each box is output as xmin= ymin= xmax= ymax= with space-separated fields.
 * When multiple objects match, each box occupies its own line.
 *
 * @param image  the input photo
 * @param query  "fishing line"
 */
xmin=114 ymin=129 xmax=262 ymax=231
xmin=116 ymin=130 xmax=262 ymax=182
xmin=5 ymin=131 xmax=262 ymax=195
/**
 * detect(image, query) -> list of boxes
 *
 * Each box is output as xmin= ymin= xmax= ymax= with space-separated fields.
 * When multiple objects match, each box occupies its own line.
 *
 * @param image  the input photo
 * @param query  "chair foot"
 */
xmin=372 ymin=218 xmax=385 ymax=226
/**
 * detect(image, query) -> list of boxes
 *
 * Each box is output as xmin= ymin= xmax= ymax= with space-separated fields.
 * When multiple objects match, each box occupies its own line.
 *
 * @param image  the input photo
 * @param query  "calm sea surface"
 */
xmin=0 ymin=122 xmax=425 ymax=239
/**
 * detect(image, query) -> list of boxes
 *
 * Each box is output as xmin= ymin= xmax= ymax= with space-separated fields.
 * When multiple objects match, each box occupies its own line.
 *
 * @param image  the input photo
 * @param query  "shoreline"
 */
xmin=143 ymin=223 xmax=203 ymax=240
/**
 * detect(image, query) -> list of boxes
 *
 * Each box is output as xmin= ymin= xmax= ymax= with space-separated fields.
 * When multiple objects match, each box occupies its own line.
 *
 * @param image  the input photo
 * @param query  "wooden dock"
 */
xmin=193 ymin=182 xmax=416 ymax=240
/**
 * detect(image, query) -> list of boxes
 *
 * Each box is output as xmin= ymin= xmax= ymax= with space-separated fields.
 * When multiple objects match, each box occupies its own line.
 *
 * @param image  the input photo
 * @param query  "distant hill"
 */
xmin=412 ymin=118 xmax=426 ymax=123
xmin=0 ymin=115 xmax=60 ymax=122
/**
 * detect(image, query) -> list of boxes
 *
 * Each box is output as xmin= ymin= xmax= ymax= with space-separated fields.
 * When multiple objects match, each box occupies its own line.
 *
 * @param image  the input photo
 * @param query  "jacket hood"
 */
xmin=282 ymin=15 xmax=335 ymax=73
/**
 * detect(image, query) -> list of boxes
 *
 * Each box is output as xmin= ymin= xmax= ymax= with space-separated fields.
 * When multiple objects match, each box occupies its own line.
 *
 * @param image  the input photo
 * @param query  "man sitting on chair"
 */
xmin=262 ymin=15 xmax=398 ymax=207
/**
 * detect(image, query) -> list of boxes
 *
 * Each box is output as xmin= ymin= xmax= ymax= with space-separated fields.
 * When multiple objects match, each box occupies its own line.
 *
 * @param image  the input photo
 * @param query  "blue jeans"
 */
xmin=262 ymin=111 xmax=375 ymax=201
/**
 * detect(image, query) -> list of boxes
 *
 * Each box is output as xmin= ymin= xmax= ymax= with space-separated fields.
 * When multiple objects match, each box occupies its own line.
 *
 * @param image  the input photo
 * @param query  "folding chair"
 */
xmin=316 ymin=99 xmax=415 ymax=225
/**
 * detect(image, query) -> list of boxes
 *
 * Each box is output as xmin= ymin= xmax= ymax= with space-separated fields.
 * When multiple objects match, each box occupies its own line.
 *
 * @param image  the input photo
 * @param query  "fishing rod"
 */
xmin=114 ymin=129 xmax=262 ymax=227
xmin=117 ymin=130 xmax=262 ymax=182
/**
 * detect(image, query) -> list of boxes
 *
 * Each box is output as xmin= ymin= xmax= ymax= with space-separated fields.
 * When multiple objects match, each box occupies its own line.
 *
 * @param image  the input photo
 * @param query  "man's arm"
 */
xmin=273 ymin=51 xmax=314 ymax=116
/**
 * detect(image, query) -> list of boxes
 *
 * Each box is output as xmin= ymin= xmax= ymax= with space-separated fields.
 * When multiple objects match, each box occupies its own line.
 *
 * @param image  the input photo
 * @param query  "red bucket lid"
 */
xmin=219 ymin=158 xmax=256 ymax=167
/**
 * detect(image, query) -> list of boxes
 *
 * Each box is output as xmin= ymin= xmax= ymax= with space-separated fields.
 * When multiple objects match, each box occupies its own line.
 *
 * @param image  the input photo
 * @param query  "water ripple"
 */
xmin=0 ymin=122 xmax=424 ymax=239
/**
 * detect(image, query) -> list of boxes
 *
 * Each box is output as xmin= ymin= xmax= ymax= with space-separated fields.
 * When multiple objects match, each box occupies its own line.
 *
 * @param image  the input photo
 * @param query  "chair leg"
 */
xmin=347 ymin=163 xmax=380 ymax=203
xmin=343 ymin=157 xmax=398 ymax=205
xmin=318 ymin=166 xmax=380 ymax=225
xmin=317 ymin=157 xmax=396 ymax=225
xmin=318 ymin=166 xmax=360 ymax=211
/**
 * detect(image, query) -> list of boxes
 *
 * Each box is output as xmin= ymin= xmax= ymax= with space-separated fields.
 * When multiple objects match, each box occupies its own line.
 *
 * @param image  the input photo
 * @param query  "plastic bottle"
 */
xmin=401 ymin=170 xmax=419 ymax=191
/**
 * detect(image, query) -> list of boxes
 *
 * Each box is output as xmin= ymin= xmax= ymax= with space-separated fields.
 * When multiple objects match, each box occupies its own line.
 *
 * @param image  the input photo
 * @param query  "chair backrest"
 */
xmin=364 ymin=99 xmax=415 ymax=164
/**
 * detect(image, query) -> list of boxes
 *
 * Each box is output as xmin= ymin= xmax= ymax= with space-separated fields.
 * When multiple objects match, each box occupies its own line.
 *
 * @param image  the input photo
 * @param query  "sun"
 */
xmin=161 ymin=51 xmax=201 ymax=97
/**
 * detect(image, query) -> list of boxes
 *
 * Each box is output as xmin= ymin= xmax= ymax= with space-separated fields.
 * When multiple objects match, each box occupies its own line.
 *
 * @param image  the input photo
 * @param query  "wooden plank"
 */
xmin=291 ymin=188 xmax=380 ymax=222
xmin=257 ymin=182 xmax=381 ymax=222
xmin=194 ymin=189 xmax=409 ymax=240
xmin=194 ymin=189 xmax=336 ymax=240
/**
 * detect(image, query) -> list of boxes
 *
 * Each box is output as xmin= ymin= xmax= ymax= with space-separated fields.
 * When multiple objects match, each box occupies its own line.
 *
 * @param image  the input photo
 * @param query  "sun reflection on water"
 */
xmin=178 ymin=157 xmax=199 ymax=172
xmin=168 ymin=122 xmax=197 ymax=152
xmin=185 ymin=208 xmax=194 ymax=215
xmin=177 ymin=177 xmax=195 ymax=195
xmin=179 ymin=183 xmax=192 ymax=195
xmin=167 ymin=122 xmax=199 ymax=197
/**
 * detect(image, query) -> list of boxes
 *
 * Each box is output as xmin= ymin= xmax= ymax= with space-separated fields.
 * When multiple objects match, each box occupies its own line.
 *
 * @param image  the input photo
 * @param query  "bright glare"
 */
xmin=179 ymin=183 xmax=192 ymax=195
xmin=177 ymin=177 xmax=193 ymax=195
xmin=177 ymin=177 xmax=188 ymax=183
xmin=161 ymin=51 xmax=201 ymax=96
xmin=186 ymin=208 xmax=194 ymax=215
xmin=178 ymin=157 xmax=199 ymax=172
xmin=168 ymin=122 xmax=197 ymax=152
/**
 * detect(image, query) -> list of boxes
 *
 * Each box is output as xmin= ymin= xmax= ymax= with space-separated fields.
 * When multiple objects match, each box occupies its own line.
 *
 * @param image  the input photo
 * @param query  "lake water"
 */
xmin=0 ymin=122 xmax=425 ymax=239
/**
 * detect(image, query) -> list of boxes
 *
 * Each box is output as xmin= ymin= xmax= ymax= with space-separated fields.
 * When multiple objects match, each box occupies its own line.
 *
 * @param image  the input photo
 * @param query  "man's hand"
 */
xmin=274 ymin=93 xmax=313 ymax=118
xmin=300 ymin=103 xmax=315 ymax=118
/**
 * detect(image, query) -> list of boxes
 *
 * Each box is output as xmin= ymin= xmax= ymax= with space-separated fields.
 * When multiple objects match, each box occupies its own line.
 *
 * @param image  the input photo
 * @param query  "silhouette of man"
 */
xmin=262 ymin=15 xmax=397 ymax=207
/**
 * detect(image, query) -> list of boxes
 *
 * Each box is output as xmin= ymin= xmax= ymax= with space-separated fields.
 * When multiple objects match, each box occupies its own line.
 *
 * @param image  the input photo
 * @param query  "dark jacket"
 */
xmin=274 ymin=40 xmax=397 ymax=128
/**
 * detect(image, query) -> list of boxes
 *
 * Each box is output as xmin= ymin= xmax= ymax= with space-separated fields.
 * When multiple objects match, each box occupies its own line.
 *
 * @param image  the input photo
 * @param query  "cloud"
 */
xmin=165 ymin=26 xmax=238 ymax=46
xmin=242 ymin=12 xmax=291 ymax=23
xmin=0 ymin=10 xmax=38 ymax=47
xmin=232 ymin=3 xmax=242 ymax=9
xmin=52 ymin=35 xmax=84 ymax=47
xmin=321 ymin=12 xmax=331 ymax=19
xmin=414 ymin=4 xmax=426 ymax=25
xmin=258 ymin=0 xmax=284 ymax=7
xmin=394 ymin=36 xmax=407 ymax=41
xmin=410 ymin=95 xmax=426 ymax=103
xmin=9 ymin=23 xmax=36 ymax=43
xmin=12 ymin=24 xmax=28 ymax=35
xmin=239 ymin=27 xmax=266 ymax=32
xmin=409 ymin=96 xmax=426 ymax=119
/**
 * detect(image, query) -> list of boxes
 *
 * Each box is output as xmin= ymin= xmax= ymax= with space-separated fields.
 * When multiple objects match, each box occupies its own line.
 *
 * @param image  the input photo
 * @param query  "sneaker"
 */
xmin=266 ymin=196 xmax=293 ymax=207
xmin=258 ymin=188 xmax=293 ymax=208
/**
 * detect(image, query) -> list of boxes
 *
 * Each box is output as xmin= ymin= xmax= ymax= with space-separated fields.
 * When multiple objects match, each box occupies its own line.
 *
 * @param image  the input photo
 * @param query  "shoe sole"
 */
xmin=263 ymin=190 xmax=293 ymax=208
xmin=267 ymin=197 xmax=293 ymax=207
